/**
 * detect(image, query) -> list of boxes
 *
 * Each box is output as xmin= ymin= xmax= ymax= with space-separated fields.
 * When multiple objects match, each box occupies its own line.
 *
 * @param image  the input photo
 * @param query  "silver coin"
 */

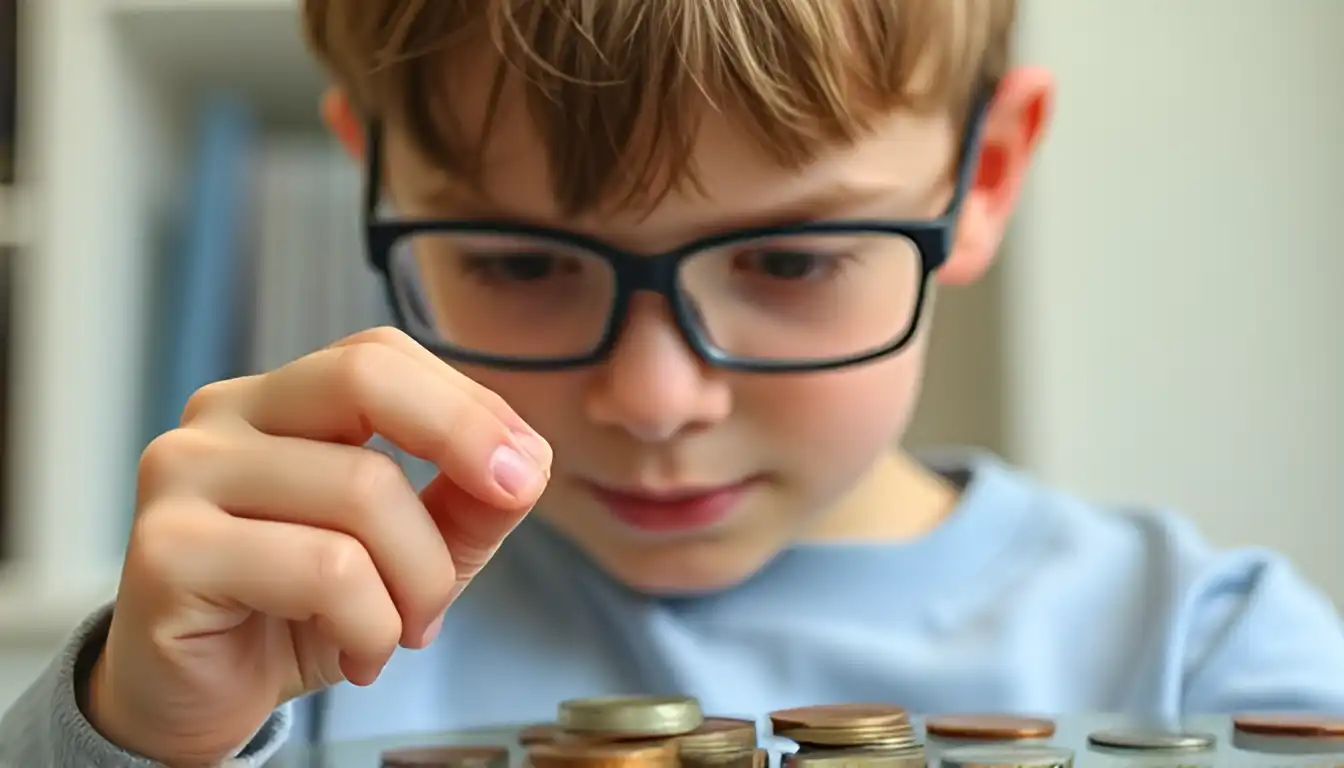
xmin=1086 ymin=729 xmax=1216 ymax=751
xmin=939 ymin=744 xmax=1074 ymax=768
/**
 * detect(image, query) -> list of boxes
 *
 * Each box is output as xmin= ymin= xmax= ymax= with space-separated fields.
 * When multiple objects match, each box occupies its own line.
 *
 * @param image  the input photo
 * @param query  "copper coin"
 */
xmin=770 ymin=704 xmax=910 ymax=731
xmin=677 ymin=718 xmax=759 ymax=751
xmin=520 ymin=723 xmax=565 ymax=746
xmin=679 ymin=750 xmax=759 ymax=768
xmin=1233 ymin=714 xmax=1344 ymax=738
xmin=527 ymin=740 xmax=678 ymax=768
xmin=926 ymin=715 xmax=1057 ymax=741
xmin=381 ymin=745 xmax=510 ymax=768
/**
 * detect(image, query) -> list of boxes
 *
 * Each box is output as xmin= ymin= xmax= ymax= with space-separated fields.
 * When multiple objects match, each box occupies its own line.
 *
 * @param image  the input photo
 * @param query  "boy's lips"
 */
xmin=583 ymin=477 xmax=762 ymax=534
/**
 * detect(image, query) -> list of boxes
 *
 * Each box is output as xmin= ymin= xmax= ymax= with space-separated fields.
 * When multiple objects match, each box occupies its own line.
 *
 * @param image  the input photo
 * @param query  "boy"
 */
xmin=4 ymin=0 xmax=1344 ymax=765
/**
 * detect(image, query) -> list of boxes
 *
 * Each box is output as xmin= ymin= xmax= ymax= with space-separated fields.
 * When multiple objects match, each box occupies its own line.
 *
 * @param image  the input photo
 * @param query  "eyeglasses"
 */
xmin=361 ymin=99 xmax=988 ymax=373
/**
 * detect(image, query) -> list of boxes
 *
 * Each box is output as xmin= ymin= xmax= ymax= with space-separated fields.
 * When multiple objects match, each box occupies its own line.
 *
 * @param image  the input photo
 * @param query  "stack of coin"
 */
xmin=527 ymin=740 xmax=679 ymax=768
xmin=783 ymin=750 xmax=927 ymax=768
xmin=1230 ymin=714 xmax=1344 ymax=755
xmin=381 ymin=745 xmax=511 ymax=768
xmin=1085 ymin=728 xmax=1216 ymax=767
xmin=939 ymin=745 xmax=1074 ymax=768
xmin=674 ymin=718 xmax=761 ymax=768
xmin=924 ymin=716 xmax=1056 ymax=746
xmin=768 ymin=704 xmax=923 ymax=766
xmin=520 ymin=723 xmax=565 ymax=747
xmin=558 ymin=696 xmax=705 ymax=740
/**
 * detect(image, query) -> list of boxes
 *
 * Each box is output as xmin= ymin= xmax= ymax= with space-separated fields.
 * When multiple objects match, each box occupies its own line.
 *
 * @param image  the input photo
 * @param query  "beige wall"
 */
xmin=904 ymin=264 xmax=1007 ymax=457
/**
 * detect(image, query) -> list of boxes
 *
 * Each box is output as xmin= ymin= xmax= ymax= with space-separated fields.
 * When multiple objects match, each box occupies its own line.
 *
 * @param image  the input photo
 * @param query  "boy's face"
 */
xmin=325 ymin=65 xmax=1053 ymax=595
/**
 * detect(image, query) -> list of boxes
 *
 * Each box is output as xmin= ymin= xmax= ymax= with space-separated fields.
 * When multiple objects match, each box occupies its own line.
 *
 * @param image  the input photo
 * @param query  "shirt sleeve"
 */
xmin=1179 ymin=547 xmax=1344 ymax=714
xmin=0 ymin=604 xmax=294 ymax=767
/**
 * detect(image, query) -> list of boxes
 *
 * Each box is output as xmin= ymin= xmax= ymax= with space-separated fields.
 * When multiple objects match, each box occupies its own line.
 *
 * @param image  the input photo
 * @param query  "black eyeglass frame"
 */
xmin=362 ymin=96 xmax=991 ymax=373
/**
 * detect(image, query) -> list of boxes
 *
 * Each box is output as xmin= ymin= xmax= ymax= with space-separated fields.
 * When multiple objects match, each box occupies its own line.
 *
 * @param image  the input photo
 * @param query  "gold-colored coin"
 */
xmin=939 ymin=745 xmax=1074 ymax=768
xmin=676 ymin=718 xmax=759 ymax=757
xmin=558 ymin=695 xmax=704 ymax=738
xmin=780 ymin=725 xmax=916 ymax=748
xmin=770 ymin=705 xmax=914 ymax=750
xmin=381 ymin=745 xmax=510 ymax=768
xmin=679 ymin=748 xmax=760 ymax=768
xmin=783 ymin=748 xmax=926 ymax=768
xmin=527 ymin=740 xmax=678 ymax=768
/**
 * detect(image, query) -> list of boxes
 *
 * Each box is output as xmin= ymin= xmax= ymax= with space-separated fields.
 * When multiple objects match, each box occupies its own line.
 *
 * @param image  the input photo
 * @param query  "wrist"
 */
xmin=83 ymin=642 xmax=265 ymax=766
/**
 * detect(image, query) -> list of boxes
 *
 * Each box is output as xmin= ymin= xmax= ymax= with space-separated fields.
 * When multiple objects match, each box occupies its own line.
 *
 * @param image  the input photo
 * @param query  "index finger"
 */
xmin=241 ymin=341 xmax=550 ymax=511
xmin=331 ymin=327 xmax=547 ymax=453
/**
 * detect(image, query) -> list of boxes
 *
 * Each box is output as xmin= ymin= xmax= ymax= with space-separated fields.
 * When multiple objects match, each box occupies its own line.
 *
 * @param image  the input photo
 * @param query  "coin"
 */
xmin=939 ymin=745 xmax=1074 ymax=768
xmin=1232 ymin=714 xmax=1344 ymax=738
xmin=380 ymin=745 xmax=510 ymax=768
xmin=925 ymin=715 xmax=1056 ymax=741
xmin=769 ymin=704 xmax=915 ymax=750
xmin=770 ymin=705 xmax=910 ymax=731
xmin=1086 ymin=728 xmax=1216 ymax=751
xmin=558 ymin=695 xmax=704 ymax=738
xmin=527 ymin=740 xmax=679 ymax=768
xmin=676 ymin=718 xmax=760 ymax=757
xmin=783 ymin=748 xmax=926 ymax=768
xmin=679 ymin=748 xmax=760 ymax=768
xmin=520 ymin=723 xmax=564 ymax=746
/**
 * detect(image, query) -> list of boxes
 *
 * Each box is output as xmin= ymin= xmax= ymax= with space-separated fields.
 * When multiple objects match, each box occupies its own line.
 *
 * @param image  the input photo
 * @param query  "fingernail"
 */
xmin=511 ymin=428 xmax=552 ymax=469
xmin=420 ymin=613 xmax=445 ymax=647
xmin=490 ymin=443 xmax=543 ymax=498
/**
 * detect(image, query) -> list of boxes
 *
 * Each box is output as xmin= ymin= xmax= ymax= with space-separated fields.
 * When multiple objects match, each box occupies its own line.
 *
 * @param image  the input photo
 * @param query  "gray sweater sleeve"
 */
xmin=0 ymin=604 xmax=293 ymax=767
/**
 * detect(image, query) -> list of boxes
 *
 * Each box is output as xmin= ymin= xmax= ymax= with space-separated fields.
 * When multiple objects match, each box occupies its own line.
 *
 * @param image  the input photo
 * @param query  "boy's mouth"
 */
xmin=583 ymin=477 xmax=762 ymax=535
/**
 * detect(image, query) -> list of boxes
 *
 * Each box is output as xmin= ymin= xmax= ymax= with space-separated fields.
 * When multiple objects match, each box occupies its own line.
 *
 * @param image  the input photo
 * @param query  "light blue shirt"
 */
xmin=3 ymin=451 xmax=1343 ymax=766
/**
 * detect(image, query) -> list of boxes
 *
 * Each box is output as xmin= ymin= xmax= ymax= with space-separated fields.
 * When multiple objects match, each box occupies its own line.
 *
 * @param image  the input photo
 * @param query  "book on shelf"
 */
xmin=0 ymin=0 xmax=17 ymax=186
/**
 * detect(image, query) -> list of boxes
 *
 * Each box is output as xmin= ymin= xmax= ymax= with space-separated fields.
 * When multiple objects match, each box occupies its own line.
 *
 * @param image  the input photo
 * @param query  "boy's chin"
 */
xmin=584 ymin=532 xmax=786 ymax=597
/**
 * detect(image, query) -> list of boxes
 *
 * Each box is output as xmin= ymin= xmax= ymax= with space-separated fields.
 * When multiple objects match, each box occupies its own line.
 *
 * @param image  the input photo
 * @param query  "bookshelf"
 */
xmin=0 ymin=0 xmax=324 ymax=646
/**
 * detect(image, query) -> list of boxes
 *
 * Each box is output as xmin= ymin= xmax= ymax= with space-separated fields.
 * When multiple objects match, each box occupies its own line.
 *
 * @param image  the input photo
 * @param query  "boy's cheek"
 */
xmin=740 ymin=335 xmax=928 ymax=453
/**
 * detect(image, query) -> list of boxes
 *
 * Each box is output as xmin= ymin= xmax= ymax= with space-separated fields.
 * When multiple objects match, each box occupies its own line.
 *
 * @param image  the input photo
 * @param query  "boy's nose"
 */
xmin=583 ymin=295 xmax=732 ymax=443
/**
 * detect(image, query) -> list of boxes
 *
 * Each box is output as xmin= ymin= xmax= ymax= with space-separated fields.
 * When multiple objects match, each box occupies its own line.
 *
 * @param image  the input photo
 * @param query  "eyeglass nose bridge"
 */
xmin=602 ymin=249 xmax=709 ymax=347
xmin=605 ymin=247 xmax=686 ymax=296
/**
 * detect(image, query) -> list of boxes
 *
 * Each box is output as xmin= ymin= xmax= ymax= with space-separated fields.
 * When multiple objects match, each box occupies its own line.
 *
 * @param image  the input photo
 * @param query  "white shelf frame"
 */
xmin=0 ymin=0 xmax=319 ymax=645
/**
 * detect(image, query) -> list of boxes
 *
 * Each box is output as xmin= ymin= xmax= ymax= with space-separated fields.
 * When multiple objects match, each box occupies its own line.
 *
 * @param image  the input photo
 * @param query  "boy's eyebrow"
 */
xmin=407 ymin=179 xmax=920 ymax=228
xmin=731 ymin=182 xmax=923 ymax=227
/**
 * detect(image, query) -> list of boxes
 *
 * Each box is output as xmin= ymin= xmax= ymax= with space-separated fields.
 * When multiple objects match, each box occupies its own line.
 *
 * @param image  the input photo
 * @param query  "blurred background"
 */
xmin=0 ymin=0 xmax=1340 ymax=712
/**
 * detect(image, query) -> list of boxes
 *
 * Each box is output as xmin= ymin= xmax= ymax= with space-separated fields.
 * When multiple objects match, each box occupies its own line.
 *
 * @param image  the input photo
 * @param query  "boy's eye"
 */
xmin=461 ymin=253 xmax=578 ymax=282
xmin=732 ymin=249 xmax=841 ymax=281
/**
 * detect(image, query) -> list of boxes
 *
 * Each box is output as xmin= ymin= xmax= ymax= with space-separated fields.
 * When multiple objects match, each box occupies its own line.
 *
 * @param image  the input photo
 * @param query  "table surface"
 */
xmin=269 ymin=714 xmax=1344 ymax=768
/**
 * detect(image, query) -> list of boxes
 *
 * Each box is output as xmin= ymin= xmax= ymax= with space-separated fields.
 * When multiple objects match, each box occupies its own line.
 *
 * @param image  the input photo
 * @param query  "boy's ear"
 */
xmin=938 ymin=66 xmax=1055 ymax=286
xmin=321 ymin=87 xmax=365 ymax=161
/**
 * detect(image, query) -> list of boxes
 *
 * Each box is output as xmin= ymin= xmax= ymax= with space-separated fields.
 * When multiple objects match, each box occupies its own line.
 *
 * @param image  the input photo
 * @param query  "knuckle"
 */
xmin=137 ymin=428 xmax=215 ymax=497
xmin=127 ymin=500 xmax=202 ymax=586
xmin=349 ymin=325 xmax=414 ymax=349
xmin=344 ymin=449 xmax=409 ymax=514
xmin=180 ymin=378 xmax=241 ymax=425
xmin=330 ymin=342 xmax=395 ymax=397
xmin=312 ymin=533 xmax=375 ymax=593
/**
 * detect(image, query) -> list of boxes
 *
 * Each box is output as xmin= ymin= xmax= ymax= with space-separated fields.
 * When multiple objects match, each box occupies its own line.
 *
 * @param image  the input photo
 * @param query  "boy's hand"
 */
xmin=86 ymin=327 xmax=552 ymax=765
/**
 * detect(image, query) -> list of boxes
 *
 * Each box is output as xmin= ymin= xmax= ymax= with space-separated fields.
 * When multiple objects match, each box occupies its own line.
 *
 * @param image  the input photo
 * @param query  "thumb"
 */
xmin=420 ymin=471 xmax=543 ymax=584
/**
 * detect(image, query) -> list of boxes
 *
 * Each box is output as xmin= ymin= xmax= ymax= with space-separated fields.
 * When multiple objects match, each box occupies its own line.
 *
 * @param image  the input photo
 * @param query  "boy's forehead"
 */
xmin=381 ymin=53 xmax=960 ymax=241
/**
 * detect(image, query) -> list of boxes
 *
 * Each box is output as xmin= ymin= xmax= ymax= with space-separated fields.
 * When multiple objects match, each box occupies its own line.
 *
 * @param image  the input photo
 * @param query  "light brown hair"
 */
xmin=302 ymin=0 xmax=1016 ymax=214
